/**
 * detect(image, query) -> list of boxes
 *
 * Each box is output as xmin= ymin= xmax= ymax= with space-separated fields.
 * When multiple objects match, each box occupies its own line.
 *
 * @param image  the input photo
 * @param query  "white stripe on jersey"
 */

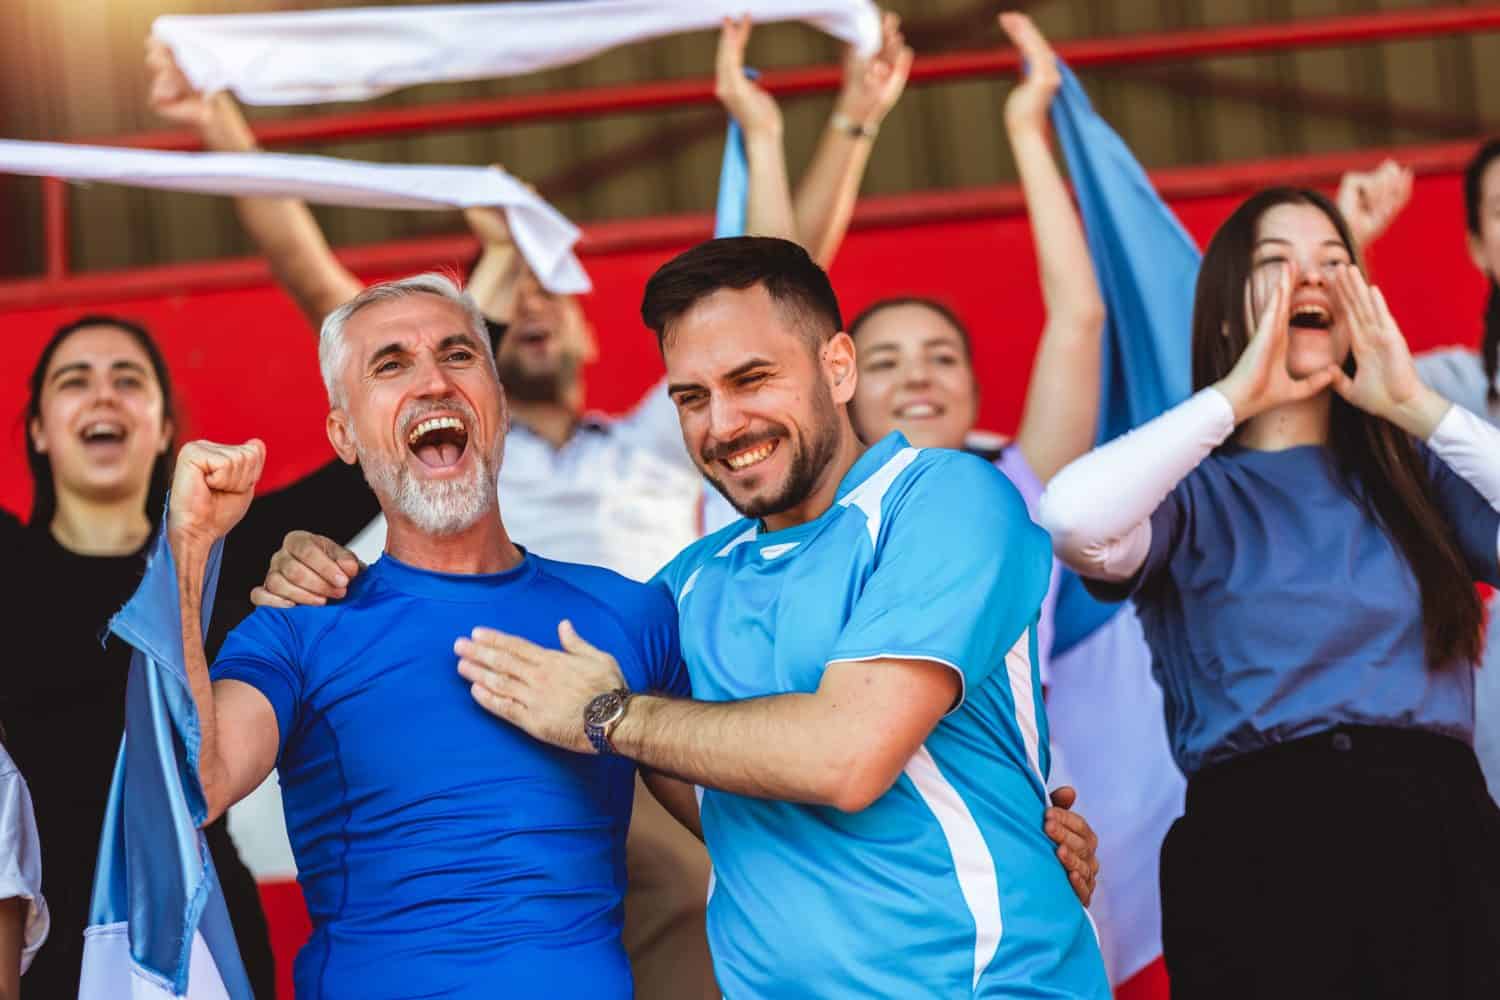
xmin=1004 ymin=627 xmax=1047 ymax=791
xmin=903 ymin=746 xmax=1002 ymax=990
xmin=838 ymin=447 xmax=920 ymax=544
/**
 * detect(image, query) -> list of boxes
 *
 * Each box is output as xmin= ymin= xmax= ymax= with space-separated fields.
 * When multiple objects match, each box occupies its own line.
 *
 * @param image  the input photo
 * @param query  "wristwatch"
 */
xmin=584 ymin=688 xmax=634 ymax=755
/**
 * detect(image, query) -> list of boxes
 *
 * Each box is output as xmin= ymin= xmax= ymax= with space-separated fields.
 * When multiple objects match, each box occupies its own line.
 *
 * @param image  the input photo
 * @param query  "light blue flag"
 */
xmin=1047 ymin=61 xmax=1202 ymax=655
xmin=714 ymin=68 xmax=758 ymax=238
xmin=80 ymin=522 xmax=253 ymax=1000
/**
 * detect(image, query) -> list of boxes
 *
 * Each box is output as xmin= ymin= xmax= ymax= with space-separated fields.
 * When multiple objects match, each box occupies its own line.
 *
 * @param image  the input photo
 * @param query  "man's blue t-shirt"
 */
xmin=212 ymin=552 xmax=689 ymax=1000
xmin=654 ymin=432 xmax=1110 ymax=999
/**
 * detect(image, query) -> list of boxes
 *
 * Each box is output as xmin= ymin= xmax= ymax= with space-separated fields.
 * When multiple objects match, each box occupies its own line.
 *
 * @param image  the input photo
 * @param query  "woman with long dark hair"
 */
xmin=2 ymin=314 xmax=380 ymax=996
xmin=1039 ymin=188 xmax=1500 ymax=998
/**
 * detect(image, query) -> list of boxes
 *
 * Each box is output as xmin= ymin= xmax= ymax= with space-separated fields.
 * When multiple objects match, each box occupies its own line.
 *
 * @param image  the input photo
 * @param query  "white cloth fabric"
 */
xmin=153 ymin=0 xmax=881 ymax=107
xmin=1427 ymin=398 xmax=1500 ymax=516
xmin=0 ymin=140 xmax=588 ymax=294
xmin=346 ymin=379 xmax=736 ymax=580
xmin=79 ymin=924 xmax=231 ymax=1000
xmin=1046 ymin=609 xmax=1182 ymax=986
xmin=1039 ymin=387 xmax=1236 ymax=581
xmin=0 ymin=747 xmax=46 ymax=975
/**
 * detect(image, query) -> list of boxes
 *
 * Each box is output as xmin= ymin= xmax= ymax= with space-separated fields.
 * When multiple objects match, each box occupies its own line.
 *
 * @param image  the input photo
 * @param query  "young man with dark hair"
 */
xmin=456 ymin=236 xmax=1112 ymax=998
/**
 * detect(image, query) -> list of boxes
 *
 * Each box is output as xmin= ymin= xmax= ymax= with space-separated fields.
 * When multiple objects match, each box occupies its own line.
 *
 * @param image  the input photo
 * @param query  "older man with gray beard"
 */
xmin=160 ymin=273 xmax=693 ymax=1000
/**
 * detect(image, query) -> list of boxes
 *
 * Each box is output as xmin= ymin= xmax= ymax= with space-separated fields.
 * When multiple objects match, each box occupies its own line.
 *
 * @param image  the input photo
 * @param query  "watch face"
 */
xmin=585 ymin=691 xmax=623 ymax=727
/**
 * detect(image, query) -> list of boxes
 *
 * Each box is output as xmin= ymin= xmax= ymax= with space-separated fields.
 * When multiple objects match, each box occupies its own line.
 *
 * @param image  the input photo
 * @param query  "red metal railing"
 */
xmin=9 ymin=4 xmax=1500 ymax=310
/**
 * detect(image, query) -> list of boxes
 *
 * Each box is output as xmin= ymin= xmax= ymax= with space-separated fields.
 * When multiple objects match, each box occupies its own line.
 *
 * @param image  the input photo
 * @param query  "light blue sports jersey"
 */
xmin=654 ymin=432 xmax=1109 ymax=999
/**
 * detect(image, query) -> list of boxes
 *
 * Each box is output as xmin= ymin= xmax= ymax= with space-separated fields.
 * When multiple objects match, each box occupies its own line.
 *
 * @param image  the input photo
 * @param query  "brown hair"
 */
xmin=847 ymin=296 xmax=975 ymax=363
xmin=1192 ymin=187 xmax=1483 ymax=668
xmin=640 ymin=236 xmax=842 ymax=349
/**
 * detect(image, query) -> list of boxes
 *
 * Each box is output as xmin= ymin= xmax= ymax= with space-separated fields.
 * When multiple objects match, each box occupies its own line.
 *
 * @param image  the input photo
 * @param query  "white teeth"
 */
xmin=81 ymin=421 xmax=124 ymax=440
xmin=1293 ymin=305 xmax=1330 ymax=320
xmin=407 ymin=416 xmax=465 ymax=445
xmin=898 ymin=403 xmax=938 ymax=418
xmin=726 ymin=442 xmax=775 ymax=470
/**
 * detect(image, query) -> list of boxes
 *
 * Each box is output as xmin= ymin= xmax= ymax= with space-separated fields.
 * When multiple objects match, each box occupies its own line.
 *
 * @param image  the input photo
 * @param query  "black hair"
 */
xmin=640 ymin=236 xmax=843 ymax=349
xmin=1463 ymin=139 xmax=1500 ymax=403
xmin=24 ymin=315 xmax=177 ymax=530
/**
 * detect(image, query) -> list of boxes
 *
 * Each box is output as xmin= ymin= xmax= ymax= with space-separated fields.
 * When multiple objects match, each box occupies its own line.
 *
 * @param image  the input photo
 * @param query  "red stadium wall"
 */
xmin=0 ymin=165 xmax=1483 ymax=517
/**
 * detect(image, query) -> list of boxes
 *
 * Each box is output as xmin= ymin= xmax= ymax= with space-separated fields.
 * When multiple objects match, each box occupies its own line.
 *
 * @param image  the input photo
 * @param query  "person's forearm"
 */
xmin=171 ymin=536 xmax=233 ymax=824
xmin=466 ymin=242 xmax=520 ymax=323
xmin=744 ymin=129 xmax=798 ymax=243
xmin=0 ymin=897 xmax=20 ymax=1000
xmin=1040 ymin=388 xmax=1234 ymax=579
xmin=1425 ymin=396 xmax=1500 ymax=510
xmin=1010 ymin=125 xmax=1107 ymax=482
xmin=613 ymin=693 xmax=873 ymax=812
xmin=197 ymin=93 xmax=362 ymax=330
xmin=792 ymin=125 xmax=873 ymax=268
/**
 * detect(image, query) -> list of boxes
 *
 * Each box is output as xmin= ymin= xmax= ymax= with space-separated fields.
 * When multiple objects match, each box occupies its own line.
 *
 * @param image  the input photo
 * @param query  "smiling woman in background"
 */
xmin=0 ymin=314 xmax=381 ymax=996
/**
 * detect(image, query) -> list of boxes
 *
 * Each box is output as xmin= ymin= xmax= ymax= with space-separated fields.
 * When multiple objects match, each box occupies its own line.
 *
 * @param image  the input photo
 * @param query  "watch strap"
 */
xmin=830 ymin=110 xmax=878 ymax=140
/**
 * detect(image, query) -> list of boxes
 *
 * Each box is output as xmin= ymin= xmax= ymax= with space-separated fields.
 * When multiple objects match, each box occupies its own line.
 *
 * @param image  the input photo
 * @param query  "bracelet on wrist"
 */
xmin=830 ymin=111 xmax=878 ymax=140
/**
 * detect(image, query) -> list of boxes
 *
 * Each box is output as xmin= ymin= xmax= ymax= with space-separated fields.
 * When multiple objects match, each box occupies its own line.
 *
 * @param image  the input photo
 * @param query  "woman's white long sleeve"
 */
xmin=1038 ymin=387 xmax=1237 ymax=581
xmin=1426 ymin=403 xmax=1500 ymax=566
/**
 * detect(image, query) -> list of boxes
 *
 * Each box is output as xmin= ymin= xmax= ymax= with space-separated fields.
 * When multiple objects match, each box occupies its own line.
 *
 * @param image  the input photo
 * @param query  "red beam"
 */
xmin=2 ymin=137 xmax=1478 ymax=313
xmin=41 ymin=177 xmax=68 ymax=280
xmin=92 ymin=6 xmax=1500 ymax=152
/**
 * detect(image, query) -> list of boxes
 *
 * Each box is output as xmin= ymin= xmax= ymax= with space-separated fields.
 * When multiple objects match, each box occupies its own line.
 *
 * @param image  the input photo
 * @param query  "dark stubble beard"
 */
xmin=709 ymin=380 xmax=843 ymax=521
xmin=495 ymin=354 xmax=581 ymax=405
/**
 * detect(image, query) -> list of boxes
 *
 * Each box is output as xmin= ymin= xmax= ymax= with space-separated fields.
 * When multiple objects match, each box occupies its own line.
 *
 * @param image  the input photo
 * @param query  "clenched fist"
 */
xmin=167 ymin=439 xmax=266 ymax=554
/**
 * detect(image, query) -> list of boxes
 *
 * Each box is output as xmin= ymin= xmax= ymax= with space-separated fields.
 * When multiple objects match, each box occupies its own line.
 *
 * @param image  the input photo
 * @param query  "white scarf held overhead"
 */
xmin=0 ymin=140 xmax=589 ymax=293
xmin=152 ymin=0 xmax=881 ymax=107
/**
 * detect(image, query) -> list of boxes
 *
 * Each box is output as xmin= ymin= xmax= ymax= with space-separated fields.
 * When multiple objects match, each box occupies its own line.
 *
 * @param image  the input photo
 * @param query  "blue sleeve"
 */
xmin=650 ymin=540 xmax=697 ymax=599
xmin=211 ymin=608 xmax=303 ymax=758
xmin=642 ymin=580 xmax=692 ymax=699
xmin=827 ymin=453 xmax=1053 ymax=694
xmin=1081 ymin=483 xmax=1188 ymax=603
xmin=1423 ymin=445 xmax=1500 ymax=585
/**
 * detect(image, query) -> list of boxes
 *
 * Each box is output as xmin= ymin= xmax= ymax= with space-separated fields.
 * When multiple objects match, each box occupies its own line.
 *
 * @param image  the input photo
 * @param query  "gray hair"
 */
xmin=318 ymin=272 xmax=493 ymax=407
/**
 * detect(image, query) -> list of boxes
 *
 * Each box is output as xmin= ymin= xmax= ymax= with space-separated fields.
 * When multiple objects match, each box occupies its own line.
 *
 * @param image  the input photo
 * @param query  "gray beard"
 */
xmin=357 ymin=437 xmax=499 ymax=536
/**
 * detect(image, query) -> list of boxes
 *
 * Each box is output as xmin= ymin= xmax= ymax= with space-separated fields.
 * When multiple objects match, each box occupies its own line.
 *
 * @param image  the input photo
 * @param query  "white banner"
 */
xmin=152 ymin=0 xmax=880 ymax=106
xmin=0 ymin=141 xmax=588 ymax=293
xmin=80 ymin=925 xmax=233 ymax=1000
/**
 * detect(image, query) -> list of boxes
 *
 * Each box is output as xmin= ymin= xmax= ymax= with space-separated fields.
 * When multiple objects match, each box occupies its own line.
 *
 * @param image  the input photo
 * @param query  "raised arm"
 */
xmin=146 ymin=39 xmax=363 ymax=328
xmin=461 ymin=167 xmax=553 ymax=324
xmin=714 ymin=17 xmax=797 ymax=242
xmin=1000 ymin=14 xmax=1106 ymax=484
xmin=1041 ymin=262 xmax=1332 ymax=580
xmin=1335 ymin=159 xmax=1413 ymax=256
xmin=166 ymin=440 xmax=283 ymax=824
xmin=460 ymin=619 xmax=957 ymax=812
xmin=791 ymin=11 xmax=912 ymax=267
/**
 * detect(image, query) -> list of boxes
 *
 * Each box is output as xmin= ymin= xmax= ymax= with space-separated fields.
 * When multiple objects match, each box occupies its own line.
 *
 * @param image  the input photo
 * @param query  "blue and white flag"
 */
xmin=1040 ymin=59 xmax=1192 ymax=988
xmin=1047 ymin=61 xmax=1200 ymax=657
xmin=714 ymin=67 xmax=760 ymax=239
xmin=80 ymin=525 xmax=253 ymax=1000
xmin=714 ymin=118 xmax=751 ymax=238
